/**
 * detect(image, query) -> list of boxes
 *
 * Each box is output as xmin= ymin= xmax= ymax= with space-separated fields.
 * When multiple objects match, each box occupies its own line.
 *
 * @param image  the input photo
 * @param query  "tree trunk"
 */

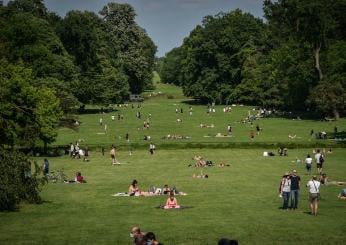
xmin=314 ymin=42 xmax=323 ymax=80
xmin=332 ymin=107 xmax=340 ymax=120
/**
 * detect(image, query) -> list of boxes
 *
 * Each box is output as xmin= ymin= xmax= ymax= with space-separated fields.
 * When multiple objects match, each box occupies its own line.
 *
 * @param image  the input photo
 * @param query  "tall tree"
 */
xmin=99 ymin=3 xmax=156 ymax=94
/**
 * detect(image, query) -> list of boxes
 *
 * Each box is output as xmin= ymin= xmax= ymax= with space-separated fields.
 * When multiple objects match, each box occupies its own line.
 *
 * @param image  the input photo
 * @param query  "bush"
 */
xmin=0 ymin=148 xmax=45 ymax=211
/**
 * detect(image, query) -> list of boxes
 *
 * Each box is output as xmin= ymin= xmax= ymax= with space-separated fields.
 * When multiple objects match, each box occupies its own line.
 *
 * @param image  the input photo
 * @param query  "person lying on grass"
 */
xmin=193 ymin=170 xmax=208 ymax=178
xmin=320 ymin=173 xmax=346 ymax=186
xmin=338 ymin=189 xmax=346 ymax=200
xmin=164 ymin=192 xmax=181 ymax=209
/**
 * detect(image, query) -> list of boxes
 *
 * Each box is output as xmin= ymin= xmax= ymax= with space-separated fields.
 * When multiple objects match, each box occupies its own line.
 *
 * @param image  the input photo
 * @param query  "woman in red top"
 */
xmin=76 ymin=172 xmax=85 ymax=183
xmin=164 ymin=192 xmax=180 ymax=209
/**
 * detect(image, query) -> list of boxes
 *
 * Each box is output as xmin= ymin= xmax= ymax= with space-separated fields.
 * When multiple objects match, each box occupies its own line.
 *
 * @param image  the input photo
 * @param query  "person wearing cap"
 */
xmin=290 ymin=169 xmax=301 ymax=210
xmin=280 ymin=172 xmax=291 ymax=210
xmin=306 ymin=176 xmax=321 ymax=216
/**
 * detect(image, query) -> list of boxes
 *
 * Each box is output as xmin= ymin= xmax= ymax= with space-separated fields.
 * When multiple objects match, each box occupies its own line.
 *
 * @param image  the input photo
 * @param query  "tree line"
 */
xmin=160 ymin=0 xmax=346 ymax=119
xmin=0 ymin=0 xmax=156 ymax=147
xmin=0 ymin=0 xmax=156 ymax=210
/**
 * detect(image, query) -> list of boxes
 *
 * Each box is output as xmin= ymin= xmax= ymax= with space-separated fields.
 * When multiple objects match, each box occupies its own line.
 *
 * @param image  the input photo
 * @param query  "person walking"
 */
xmin=306 ymin=176 xmax=321 ymax=216
xmin=305 ymin=154 xmax=313 ymax=175
xmin=290 ymin=170 xmax=301 ymax=210
xmin=280 ymin=173 xmax=291 ymax=210
xmin=315 ymin=149 xmax=324 ymax=174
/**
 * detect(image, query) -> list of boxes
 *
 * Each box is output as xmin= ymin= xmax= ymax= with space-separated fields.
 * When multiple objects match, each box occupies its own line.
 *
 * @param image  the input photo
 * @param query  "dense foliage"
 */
xmin=0 ymin=0 xmax=156 ymax=210
xmin=160 ymin=1 xmax=346 ymax=118
xmin=0 ymin=148 xmax=44 ymax=211
xmin=0 ymin=0 xmax=156 ymax=106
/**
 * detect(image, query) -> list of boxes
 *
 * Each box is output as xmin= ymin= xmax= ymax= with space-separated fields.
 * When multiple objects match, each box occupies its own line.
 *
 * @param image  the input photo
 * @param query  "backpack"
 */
xmin=320 ymin=155 xmax=325 ymax=163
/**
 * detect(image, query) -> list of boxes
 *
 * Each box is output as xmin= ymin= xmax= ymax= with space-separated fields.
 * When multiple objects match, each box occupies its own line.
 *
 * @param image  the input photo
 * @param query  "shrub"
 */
xmin=0 ymin=148 xmax=45 ymax=211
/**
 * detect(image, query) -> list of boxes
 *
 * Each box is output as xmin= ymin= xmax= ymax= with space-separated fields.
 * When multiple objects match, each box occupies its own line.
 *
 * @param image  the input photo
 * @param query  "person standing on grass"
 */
xmin=227 ymin=124 xmax=232 ymax=136
xmin=83 ymin=146 xmax=89 ymax=162
xmin=110 ymin=145 xmax=118 ymax=165
xmin=69 ymin=142 xmax=74 ymax=158
xmin=306 ymin=176 xmax=321 ymax=216
xmin=315 ymin=149 xmax=324 ymax=174
xmin=290 ymin=170 xmax=301 ymax=210
xmin=280 ymin=173 xmax=291 ymax=210
xmin=43 ymin=158 xmax=49 ymax=176
xmin=305 ymin=154 xmax=313 ymax=175
xmin=256 ymin=125 xmax=261 ymax=135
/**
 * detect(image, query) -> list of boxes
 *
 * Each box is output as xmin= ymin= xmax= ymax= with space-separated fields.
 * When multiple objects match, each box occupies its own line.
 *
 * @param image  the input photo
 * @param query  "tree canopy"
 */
xmin=160 ymin=1 xmax=346 ymax=118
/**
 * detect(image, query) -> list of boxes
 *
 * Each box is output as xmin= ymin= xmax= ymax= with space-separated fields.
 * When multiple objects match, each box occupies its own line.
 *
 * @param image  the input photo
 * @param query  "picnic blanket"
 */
xmin=111 ymin=192 xmax=187 ymax=197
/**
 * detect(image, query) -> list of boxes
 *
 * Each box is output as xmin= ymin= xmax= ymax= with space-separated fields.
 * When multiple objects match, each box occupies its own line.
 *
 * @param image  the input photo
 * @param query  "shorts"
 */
xmin=111 ymin=154 xmax=115 ymax=159
xmin=317 ymin=163 xmax=323 ymax=168
xmin=306 ymin=164 xmax=311 ymax=170
xmin=309 ymin=193 xmax=320 ymax=202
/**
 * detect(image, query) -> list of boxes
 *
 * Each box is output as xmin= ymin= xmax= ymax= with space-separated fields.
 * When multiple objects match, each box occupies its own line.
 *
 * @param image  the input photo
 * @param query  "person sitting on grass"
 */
xmin=130 ymin=226 xmax=145 ymax=245
xmin=338 ymin=189 xmax=346 ymax=200
xmin=129 ymin=179 xmax=140 ymax=196
xmin=162 ymin=184 xmax=171 ymax=195
xmin=164 ymin=192 xmax=181 ymax=209
xmin=75 ymin=172 xmax=86 ymax=183
xmin=64 ymin=171 xmax=86 ymax=183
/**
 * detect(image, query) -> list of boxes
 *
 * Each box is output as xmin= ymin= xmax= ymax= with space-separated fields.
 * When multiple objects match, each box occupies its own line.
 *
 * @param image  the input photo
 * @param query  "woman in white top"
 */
xmin=305 ymin=154 xmax=313 ymax=175
xmin=280 ymin=173 xmax=291 ymax=210
xmin=306 ymin=176 xmax=321 ymax=216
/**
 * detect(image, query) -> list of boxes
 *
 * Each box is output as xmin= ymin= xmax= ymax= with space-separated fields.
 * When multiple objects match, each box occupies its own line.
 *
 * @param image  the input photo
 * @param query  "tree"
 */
xmin=99 ymin=2 xmax=156 ymax=94
xmin=177 ymin=9 xmax=265 ymax=104
xmin=307 ymin=80 xmax=345 ymax=119
xmin=0 ymin=148 xmax=44 ymax=211
xmin=160 ymin=47 xmax=183 ymax=85
xmin=0 ymin=59 xmax=62 ymax=148
xmin=264 ymin=0 xmax=338 ymax=81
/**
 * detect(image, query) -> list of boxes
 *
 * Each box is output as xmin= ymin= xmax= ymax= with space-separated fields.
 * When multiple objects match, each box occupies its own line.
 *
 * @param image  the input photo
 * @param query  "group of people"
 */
xmin=69 ymin=142 xmax=89 ymax=161
xmin=280 ymin=169 xmax=322 ymax=215
xmin=130 ymin=225 xmax=238 ymax=245
xmin=128 ymin=180 xmax=184 ymax=199
xmin=162 ymin=134 xmax=190 ymax=140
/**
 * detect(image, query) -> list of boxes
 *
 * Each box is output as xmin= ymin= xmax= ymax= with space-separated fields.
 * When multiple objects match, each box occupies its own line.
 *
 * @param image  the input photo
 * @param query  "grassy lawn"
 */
xmin=1 ymin=83 xmax=346 ymax=244
xmin=53 ymin=83 xmax=345 ymax=148
xmin=0 ymin=148 xmax=345 ymax=244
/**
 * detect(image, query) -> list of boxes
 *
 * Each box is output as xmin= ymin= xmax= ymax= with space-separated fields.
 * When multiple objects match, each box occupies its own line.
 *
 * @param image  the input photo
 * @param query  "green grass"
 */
xmin=2 ymin=83 xmax=346 ymax=244
xmin=0 ymin=148 xmax=345 ymax=244
xmin=53 ymin=83 xmax=346 ymax=148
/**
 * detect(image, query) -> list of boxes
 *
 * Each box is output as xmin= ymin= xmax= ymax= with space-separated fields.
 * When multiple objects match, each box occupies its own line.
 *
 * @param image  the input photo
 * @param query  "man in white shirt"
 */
xmin=305 ymin=154 xmax=313 ymax=175
xmin=306 ymin=176 xmax=321 ymax=216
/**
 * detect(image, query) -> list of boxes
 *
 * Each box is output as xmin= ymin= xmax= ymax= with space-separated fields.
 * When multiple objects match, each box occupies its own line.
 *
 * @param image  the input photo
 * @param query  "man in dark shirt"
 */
xmin=290 ymin=169 xmax=301 ymax=209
